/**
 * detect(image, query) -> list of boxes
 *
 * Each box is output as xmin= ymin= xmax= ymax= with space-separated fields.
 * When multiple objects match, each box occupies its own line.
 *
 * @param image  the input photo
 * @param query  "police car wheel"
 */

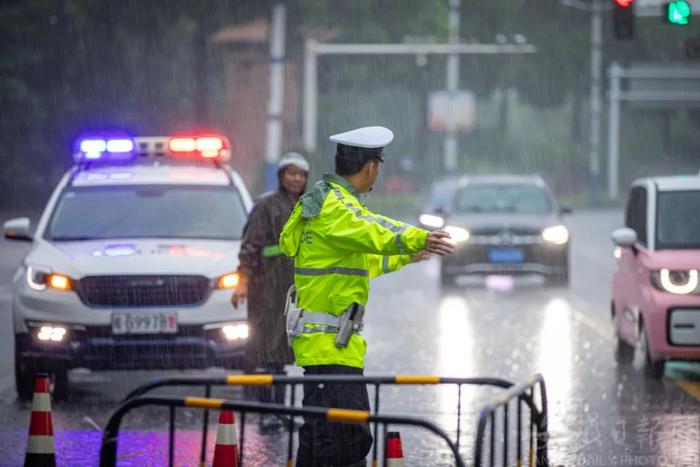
xmin=50 ymin=370 xmax=70 ymax=401
xmin=14 ymin=335 xmax=34 ymax=401
xmin=14 ymin=334 xmax=70 ymax=401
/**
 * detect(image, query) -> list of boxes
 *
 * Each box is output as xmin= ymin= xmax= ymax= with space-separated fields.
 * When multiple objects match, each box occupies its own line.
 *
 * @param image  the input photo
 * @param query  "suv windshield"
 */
xmin=454 ymin=184 xmax=552 ymax=214
xmin=426 ymin=180 xmax=459 ymax=211
xmin=46 ymin=185 xmax=246 ymax=241
xmin=656 ymin=190 xmax=700 ymax=249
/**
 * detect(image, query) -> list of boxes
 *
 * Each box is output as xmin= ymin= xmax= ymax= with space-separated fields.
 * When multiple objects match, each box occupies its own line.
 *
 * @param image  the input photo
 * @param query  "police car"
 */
xmin=4 ymin=132 xmax=252 ymax=399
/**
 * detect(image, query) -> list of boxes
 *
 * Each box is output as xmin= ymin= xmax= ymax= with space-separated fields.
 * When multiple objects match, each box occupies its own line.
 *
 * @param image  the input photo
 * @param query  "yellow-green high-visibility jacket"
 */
xmin=279 ymin=173 xmax=429 ymax=368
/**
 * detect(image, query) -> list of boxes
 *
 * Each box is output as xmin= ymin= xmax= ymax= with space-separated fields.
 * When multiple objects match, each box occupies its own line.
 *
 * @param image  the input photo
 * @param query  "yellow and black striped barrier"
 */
xmin=99 ymin=396 xmax=465 ymax=467
xmin=125 ymin=374 xmax=515 ymax=467
xmin=121 ymin=374 xmax=548 ymax=467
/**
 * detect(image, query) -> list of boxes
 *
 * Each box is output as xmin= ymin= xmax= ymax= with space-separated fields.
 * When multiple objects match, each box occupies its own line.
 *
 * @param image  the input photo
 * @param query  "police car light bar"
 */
xmin=73 ymin=132 xmax=231 ymax=164
xmin=168 ymin=135 xmax=231 ymax=161
xmin=74 ymin=137 xmax=136 ymax=163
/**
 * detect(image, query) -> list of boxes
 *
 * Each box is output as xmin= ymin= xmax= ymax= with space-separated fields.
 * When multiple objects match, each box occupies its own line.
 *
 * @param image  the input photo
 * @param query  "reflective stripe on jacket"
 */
xmin=279 ymin=173 xmax=428 ymax=368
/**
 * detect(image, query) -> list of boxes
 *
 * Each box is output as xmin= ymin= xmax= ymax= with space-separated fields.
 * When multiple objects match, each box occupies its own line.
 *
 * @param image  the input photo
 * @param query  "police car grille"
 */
xmin=78 ymin=275 xmax=210 ymax=307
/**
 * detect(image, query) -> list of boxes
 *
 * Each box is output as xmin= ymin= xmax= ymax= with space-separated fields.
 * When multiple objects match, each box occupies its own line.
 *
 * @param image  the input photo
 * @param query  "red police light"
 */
xmin=168 ymin=135 xmax=231 ymax=160
xmin=614 ymin=0 xmax=633 ymax=7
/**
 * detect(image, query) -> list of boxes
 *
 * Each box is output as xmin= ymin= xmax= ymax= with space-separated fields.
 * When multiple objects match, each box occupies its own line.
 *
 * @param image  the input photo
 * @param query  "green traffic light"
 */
xmin=667 ymin=1 xmax=691 ymax=25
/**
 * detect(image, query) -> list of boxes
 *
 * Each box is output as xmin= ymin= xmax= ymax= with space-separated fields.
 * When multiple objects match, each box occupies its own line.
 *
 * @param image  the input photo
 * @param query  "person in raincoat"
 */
xmin=232 ymin=152 xmax=310 ymax=428
xmin=279 ymin=126 xmax=454 ymax=466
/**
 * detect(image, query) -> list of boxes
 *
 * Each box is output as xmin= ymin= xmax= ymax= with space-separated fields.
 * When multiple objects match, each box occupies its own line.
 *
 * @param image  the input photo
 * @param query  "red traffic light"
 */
xmin=614 ymin=0 xmax=633 ymax=7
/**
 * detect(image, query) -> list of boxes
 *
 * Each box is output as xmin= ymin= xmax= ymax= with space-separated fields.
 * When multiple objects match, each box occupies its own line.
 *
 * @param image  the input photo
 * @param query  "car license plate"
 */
xmin=489 ymin=248 xmax=524 ymax=263
xmin=111 ymin=312 xmax=177 ymax=335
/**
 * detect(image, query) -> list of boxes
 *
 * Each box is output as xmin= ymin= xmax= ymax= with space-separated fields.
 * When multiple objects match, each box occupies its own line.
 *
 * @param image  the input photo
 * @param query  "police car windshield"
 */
xmin=454 ymin=184 xmax=552 ymax=214
xmin=656 ymin=190 xmax=700 ymax=249
xmin=46 ymin=185 xmax=246 ymax=241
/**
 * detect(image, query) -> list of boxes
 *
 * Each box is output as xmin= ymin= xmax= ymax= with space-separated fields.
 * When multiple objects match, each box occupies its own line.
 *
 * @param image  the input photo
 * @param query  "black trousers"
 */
xmin=296 ymin=365 xmax=373 ymax=467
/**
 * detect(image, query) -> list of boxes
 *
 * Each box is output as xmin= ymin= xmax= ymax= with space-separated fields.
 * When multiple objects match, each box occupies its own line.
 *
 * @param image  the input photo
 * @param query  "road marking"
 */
xmin=675 ymin=380 xmax=700 ymax=403
xmin=82 ymin=416 xmax=102 ymax=431
xmin=569 ymin=304 xmax=700 ymax=403
xmin=571 ymin=308 xmax=614 ymax=341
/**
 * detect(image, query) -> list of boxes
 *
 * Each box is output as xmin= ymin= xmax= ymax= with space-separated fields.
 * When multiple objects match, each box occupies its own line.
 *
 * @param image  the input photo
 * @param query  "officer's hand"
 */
xmin=410 ymin=251 xmax=430 ymax=263
xmin=424 ymin=230 xmax=454 ymax=256
xmin=231 ymin=280 xmax=248 ymax=309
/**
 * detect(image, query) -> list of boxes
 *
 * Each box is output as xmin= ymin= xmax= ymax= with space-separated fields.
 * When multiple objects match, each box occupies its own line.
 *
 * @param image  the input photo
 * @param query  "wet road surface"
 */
xmin=0 ymin=209 xmax=698 ymax=466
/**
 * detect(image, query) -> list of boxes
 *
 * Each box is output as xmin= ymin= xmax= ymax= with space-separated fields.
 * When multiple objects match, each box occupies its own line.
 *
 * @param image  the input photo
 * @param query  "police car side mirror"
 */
xmin=4 ymin=217 xmax=32 ymax=242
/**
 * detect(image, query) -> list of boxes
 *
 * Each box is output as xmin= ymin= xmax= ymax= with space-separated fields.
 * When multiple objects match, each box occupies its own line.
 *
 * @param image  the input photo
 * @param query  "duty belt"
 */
xmin=300 ymin=310 xmax=364 ymax=335
xmin=284 ymin=285 xmax=365 ymax=348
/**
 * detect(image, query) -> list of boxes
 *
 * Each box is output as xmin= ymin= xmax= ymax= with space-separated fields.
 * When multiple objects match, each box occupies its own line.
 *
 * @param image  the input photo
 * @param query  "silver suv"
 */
xmin=4 ymin=134 xmax=252 ymax=399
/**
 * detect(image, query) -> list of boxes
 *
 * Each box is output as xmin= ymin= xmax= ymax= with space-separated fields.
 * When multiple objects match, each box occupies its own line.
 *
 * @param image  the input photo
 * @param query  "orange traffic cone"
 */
xmin=212 ymin=410 xmax=238 ymax=467
xmin=24 ymin=373 xmax=56 ymax=467
xmin=385 ymin=431 xmax=405 ymax=466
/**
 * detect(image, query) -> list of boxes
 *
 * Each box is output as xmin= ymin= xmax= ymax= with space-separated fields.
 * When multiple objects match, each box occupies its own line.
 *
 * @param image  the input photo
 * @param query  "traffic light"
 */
xmin=665 ymin=1 xmax=691 ymax=25
xmin=613 ymin=0 xmax=635 ymax=40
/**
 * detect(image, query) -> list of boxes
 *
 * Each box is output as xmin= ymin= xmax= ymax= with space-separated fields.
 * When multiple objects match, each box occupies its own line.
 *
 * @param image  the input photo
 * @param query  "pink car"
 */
xmin=611 ymin=176 xmax=700 ymax=378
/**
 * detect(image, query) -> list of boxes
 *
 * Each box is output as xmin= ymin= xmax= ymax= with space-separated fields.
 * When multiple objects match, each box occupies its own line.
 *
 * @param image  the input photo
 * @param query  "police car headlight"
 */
xmin=444 ymin=225 xmax=470 ymax=244
xmin=26 ymin=266 xmax=74 ymax=291
xmin=542 ymin=225 xmax=569 ymax=245
xmin=216 ymin=272 xmax=240 ymax=289
xmin=222 ymin=323 xmax=249 ymax=341
xmin=652 ymin=269 xmax=698 ymax=295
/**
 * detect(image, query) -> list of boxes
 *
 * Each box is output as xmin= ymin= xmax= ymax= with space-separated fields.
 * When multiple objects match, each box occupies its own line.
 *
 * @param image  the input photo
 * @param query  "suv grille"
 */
xmin=78 ymin=275 xmax=210 ymax=307
xmin=470 ymin=227 xmax=541 ymax=236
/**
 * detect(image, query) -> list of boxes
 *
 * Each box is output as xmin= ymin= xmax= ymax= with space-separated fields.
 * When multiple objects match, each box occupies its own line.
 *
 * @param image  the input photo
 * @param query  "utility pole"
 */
xmin=561 ymin=0 xmax=608 ymax=206
xmin=590 ymin=1 xmax=603 ymax=207
xmin=264 ymin=1 xmax=287 ymax=191
xmin=444 ymin=0 xmax=461 ymax=175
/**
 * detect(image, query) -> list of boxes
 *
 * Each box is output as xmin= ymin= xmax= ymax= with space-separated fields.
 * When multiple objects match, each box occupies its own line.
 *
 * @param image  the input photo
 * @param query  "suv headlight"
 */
xmin=419 ymin=213 xmax=445 ymax=229
xmin=26 ymin=266 xmax=74 ymax=291
xmin=444 ymin=225 xmax=470 ymax=244
xmin=651 ymin=269 xmax=698 ymax=295
xmin=542 ymin=225 xmax=569 ymax=245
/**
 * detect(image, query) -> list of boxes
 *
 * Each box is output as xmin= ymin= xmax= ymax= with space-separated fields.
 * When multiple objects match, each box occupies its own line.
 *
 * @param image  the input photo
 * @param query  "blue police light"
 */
xmin=74 ymin=134 xmax=135 ymax=163
xmin=106 ymin=138 xmax=134 ymax=153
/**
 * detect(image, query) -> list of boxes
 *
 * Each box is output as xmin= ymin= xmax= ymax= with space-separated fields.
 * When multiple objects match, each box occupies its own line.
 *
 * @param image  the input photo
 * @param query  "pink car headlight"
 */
xmin=651 ymin=269 xmax=699 ymax=295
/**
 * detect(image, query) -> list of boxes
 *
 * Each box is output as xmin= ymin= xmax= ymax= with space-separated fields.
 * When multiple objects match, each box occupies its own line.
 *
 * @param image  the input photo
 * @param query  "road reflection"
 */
xmin=435 ymin=295 xmax=476 ymax=440
xmin=537 ymin=297 xmax=574 ymax=440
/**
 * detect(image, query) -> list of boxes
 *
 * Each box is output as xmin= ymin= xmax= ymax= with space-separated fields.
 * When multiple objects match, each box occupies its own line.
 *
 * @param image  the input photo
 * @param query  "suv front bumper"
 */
xmin=17 ymin=323 xmax=246 ymax=371
xmin=14 ymin=285 xmax=248 ymax=371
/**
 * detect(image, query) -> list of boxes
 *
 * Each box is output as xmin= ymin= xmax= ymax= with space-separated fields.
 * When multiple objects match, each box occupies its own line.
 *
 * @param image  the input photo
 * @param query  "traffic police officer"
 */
xmin=279 ymin=126 xmax=454 ymax=466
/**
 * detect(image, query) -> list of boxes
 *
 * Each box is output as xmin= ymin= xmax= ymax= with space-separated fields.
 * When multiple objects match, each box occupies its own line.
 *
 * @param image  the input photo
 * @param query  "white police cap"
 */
xmin=278 ymin=152 xmax=310 ymax=172
xmin=329 ymin=126 xmax=394 ymax=149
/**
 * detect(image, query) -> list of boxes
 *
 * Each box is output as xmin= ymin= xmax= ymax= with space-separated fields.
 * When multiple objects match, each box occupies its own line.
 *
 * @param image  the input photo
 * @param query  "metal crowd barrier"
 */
xmin=99 ymin=396 xmax=466 ymax=467
xmin=474 ymin=374 xmax=548 ymax=467
xmin=125 ymin=374 xmax=514 ymax=466
xmin=119 ymin=373 xmax=548 ymax=466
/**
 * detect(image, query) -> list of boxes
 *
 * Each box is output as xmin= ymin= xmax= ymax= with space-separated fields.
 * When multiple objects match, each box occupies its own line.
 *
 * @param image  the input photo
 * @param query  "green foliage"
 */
xmin=2 ymin=0 xmax=699 ymax=212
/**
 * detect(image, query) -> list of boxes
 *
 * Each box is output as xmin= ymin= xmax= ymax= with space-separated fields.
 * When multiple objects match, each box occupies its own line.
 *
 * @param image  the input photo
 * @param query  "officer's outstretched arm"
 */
xmin=367 ymin=254 xmax=413 ymax=278
xmin=323 ymin=195 xmax=427 ymax=255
